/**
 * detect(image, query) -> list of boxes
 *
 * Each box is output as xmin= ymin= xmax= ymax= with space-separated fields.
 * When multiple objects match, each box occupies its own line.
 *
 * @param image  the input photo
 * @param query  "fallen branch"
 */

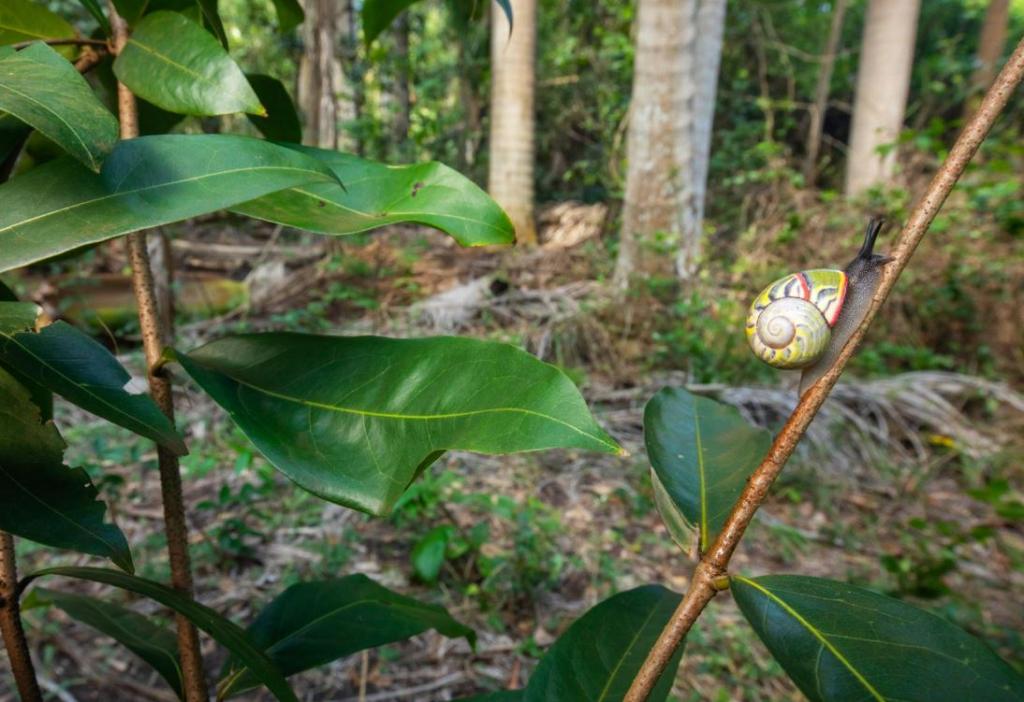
xmin=624 ymin=33 xmax=1024 ymax=702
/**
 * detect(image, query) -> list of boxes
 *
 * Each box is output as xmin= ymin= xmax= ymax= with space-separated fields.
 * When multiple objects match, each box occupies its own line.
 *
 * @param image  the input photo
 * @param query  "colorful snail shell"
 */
xmin=746 ymin=218 xmax=891 ymax=394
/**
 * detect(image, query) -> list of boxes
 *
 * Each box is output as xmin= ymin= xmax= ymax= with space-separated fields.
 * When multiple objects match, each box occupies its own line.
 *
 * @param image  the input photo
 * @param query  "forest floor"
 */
xmin=2 ymin=212 xmax=1023 ymax=701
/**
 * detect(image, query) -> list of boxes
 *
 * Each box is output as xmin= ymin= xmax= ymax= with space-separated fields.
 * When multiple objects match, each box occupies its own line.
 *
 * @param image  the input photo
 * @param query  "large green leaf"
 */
xmin=731 ymin=574 xmax=1024 ymax=702
xmin=233 ymin=146 xmax=515 ymax=246
xmin=171 ymin=333 xmax=620 ymax=515
xmin=0 ymin=0 xmax=76 ymax=47
xmin=644 ymin=388 xmax=770 ymax=552
xmin=24 ymin=566 xmax=297 ymax=702
xmin=0 ymin=317 xmax=186 ymax=454
xmin=219 ymin=575 xmax=474 ymax=697
xmin=33 ymin=587 xmax=183 ymax=699
xmin=270 ymin=0 xmax=304 ymax=31
xmin=245 ymin=74 xmax=301 ymax=143
xmin=0 ymin=297 xmax=52 ymax=418
xmin=525 ymin=585 xmax=683 ymax=701
xmin=113 ymin=11 xmax=263 ymax=116
xmin=0 ymin=134 xmax=338 ymax=272
xmin=0 ymin=43 xmax=118 ymax=171
xmin=0 ymin=367 xmax=133 ymax=571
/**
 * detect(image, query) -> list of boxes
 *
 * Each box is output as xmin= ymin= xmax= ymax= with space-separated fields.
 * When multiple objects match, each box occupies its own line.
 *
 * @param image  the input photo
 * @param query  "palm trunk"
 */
xmin=488 ymin=0 xmax=538 ymax=245
xmin=845 ymin=0 xmax=921 ymax=196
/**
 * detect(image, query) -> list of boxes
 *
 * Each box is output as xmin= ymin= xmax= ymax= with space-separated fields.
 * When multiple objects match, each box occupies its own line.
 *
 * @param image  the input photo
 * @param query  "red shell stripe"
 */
xmin=797 ymin=272 xmax=811 ymax=300
xmin=827 ymin=273 xmax=849 ymax=326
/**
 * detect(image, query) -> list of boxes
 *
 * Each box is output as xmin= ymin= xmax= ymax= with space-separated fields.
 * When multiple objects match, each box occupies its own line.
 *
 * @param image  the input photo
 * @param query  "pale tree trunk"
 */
xmin=393 ymin=14 xmax=412 ymax=159
xmin=298 ymin=0 xmax=358 ymax=150
xmin=613 ymin=0 xmax=726 ymax=289
xmin=488 ymin=0 xmax=537 ymax=245
xmin=845 ymin=0 xmax=921 ymax=196
xmin=967 ymin=0 xmax=1010 ymax=112
xmin=803 ymin=0 xmax=849 ymax=186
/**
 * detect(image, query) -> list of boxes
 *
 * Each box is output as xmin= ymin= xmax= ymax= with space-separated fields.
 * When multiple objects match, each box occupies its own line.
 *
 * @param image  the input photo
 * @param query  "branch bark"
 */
xmin=107 ymin=6 xmax=209 ymax=701
xmin=624 ymin=33 xmax=1024 ymax=702
xmin=0 ymin=532 xmax=42 ymax=702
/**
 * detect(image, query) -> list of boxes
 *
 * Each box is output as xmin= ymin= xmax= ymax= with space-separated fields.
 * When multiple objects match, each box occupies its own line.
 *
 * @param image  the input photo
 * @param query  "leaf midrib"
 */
xmin=595 ymin=601 xmax=663 ymax=701
xmin=0 ymin=164 xmax=328 ymax=237
xmin=734 ymin=576 xmax=885 ymax=702
xmin=222 ymin=373 xmax=619 ymax=452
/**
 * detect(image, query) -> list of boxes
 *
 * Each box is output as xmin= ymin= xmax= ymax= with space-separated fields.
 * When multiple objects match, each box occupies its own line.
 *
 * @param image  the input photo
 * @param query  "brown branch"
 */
xmin=0 ymin=532 xmax=42 ymax=702
xmin=624 ymin=33 xmax=1024 ymax=702
xmin=107 ymin=5 xmax=209 ymax=702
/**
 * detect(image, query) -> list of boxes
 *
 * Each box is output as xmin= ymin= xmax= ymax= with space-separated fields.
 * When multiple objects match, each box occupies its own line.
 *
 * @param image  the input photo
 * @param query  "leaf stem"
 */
xmin=107 ymin=5 xmax=210 ymax=701
xmin=624 ymin=33 xmax=1024 ymax=702
xmin=0 ymin=532 xmax=42 ymax=702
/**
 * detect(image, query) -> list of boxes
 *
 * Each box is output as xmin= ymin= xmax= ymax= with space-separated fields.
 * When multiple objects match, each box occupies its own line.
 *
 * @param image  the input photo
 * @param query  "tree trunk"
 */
xmin=967 ymin=0 xmax=1010 ymax=112
xmin=803 ymin=0 xmax=849 ymax=186
xmin=297 ymin=0 xmax=358 ymax=150
xmin=844 ymin=0 xmax=921 ymax=196
xmin=488 ymin=0 xmax=537 ymax=245
xmin=613 ymin=0 xmax=726 ymax=289
xmin=393 ymin=13 xmax=412 ymax=159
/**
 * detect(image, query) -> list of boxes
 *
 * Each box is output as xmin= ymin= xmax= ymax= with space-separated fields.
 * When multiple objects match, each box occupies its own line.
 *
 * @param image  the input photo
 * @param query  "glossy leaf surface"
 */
xmin=0 ymin=368 xmax=133 ymax=571
xmin=0 ymin=0 xmax=76 ymax=47
xmin=220 ymin=575 xmax=473 ymax=696
xmin=34 ymin=587 xmax=183 ymax=699
xmin=245 ymin=74 xmax=302 ymax=143
xmin=173 ymin=333 xmax=619 ymax=515
xmin=644 ymin=387 xmax=770 ymax=551
xmin=525 ymin=585 xmax=683 ymax=701
xmin=113 ymin=11 xmax=263 ymax=116
xmin=732 ymin=574 xmax=1024 ymax=702
xmin=27 ymin=567 xmax=297 ymax=702
xmin=0 ymin=134 xmax=337 ymax=272
xmin=0 ymin=319 xmax=185 ymax=453
xmin=232 ymin=146 xmax=514 ymax=247
xmin=0 ymin=43 xmax=118 ymax=171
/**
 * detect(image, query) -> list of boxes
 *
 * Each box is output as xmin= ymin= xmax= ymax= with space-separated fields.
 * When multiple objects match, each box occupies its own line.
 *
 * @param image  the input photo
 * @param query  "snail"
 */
xmin=746 ymin=217 xmax=891 ymax=394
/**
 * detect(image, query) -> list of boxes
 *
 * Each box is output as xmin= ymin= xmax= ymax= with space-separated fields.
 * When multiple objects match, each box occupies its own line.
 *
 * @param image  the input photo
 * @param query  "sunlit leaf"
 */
xmin=0 ymin=0 xmax=76 ymax=48
xmin=732 ymin=574 xmax=1024 ymax=702
xmin=171 ymin=333 xmax=620 ymax=515
xmin=233 ymin=146 xmax=515 ymax=247
xmin=0 ymin=134 xmax=338 ymax=273
xmin=113 ymin=11 xmax=263 ymax=116
xmin=270 ymin=0 xmax=304 ymax=32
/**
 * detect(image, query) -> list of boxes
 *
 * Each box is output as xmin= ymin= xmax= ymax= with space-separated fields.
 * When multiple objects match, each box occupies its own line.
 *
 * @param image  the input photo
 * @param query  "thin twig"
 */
xmin=624 ymin=33 xmax=1024 ymax=702
xmin=0 ymin=532 xmax=42 ymax=702
xmin=107 ymin=5 xmax=210 ymax=702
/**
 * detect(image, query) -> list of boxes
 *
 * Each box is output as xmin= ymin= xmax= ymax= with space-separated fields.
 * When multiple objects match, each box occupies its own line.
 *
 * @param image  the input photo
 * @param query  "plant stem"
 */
xmin=0 ymin=532 xmax=42 ymax=702
xmin=107 ymin=6 xmax=209 ymax=702
xmin=624 ymin=33 xmax=1024 ymax=702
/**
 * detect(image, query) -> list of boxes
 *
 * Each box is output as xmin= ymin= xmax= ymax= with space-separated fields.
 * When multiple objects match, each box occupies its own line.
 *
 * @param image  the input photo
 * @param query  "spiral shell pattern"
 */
xmin=746 ymin=269 xmax=848 ymax=369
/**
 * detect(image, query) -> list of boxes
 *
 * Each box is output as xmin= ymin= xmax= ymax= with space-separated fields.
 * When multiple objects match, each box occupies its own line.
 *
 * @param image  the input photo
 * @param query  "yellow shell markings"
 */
xmin=746 ymin=270 xmax=848 ymax=369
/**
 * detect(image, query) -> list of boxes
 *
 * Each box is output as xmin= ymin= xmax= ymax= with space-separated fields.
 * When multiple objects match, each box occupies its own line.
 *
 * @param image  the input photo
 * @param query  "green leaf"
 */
xmin=0 ymin=318 xmax=186 ymax=454
xmin=0 ymin=296 xmax=53 ymax=419
xmin=0 ymin=368 xmax=133 ymax=571
xmin=172 ymin=333 xmax=620 ymax=515
xmin=33 ymin=587 xmax=183 ymax=699
xmin=76 ymin=0 xmax=111 ymax=35
xmin=525 ymin=585 xmax=683 ymax=702
xmin=197 ymin=0 xmax=229 ymax=47
xmin=0 ymin=0 xmax=76 ymax=47
xmin=24 ymin=566 xmax=297 ymax=702
xmin=644 ymin=387 xmax=770 ymax=552
xmin=650 ymin=468 xmax=694 ymax=554
xmin=270 ymin=0 xmax=303 ymax=32
xmin=0 ymin=42 xmax=119 ymax=171
xmin=731 ymin=574 xmax=1024 ymax=702
xmin=458 ymin=693 xmax=524 ymax=702
xmin=245 ymin=74 xmax=301 ymax=143
xmin=0 ymin=134 xmax=338 ymax=273
xmin=362 ymin=0 xmax=418 ymax=45
xmin=113 ymin=11 xmax=263 ymax=116
xmin=233 ymin=146 xmax=515 ymax=247
xmin=219 ymin=575 xmax=474 ymax=697
xmin=0 ymin=299 xmax=39 ymax=333
xmin=110 ymin=0 xmax=147 ymax=25
xmin=411 ymin=525 xmax=453 ymax=582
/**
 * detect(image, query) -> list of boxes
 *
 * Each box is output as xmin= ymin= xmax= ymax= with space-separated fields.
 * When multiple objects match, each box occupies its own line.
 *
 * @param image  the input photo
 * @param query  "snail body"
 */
xmin=746 ymin=218 xmax=891 ymax=394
